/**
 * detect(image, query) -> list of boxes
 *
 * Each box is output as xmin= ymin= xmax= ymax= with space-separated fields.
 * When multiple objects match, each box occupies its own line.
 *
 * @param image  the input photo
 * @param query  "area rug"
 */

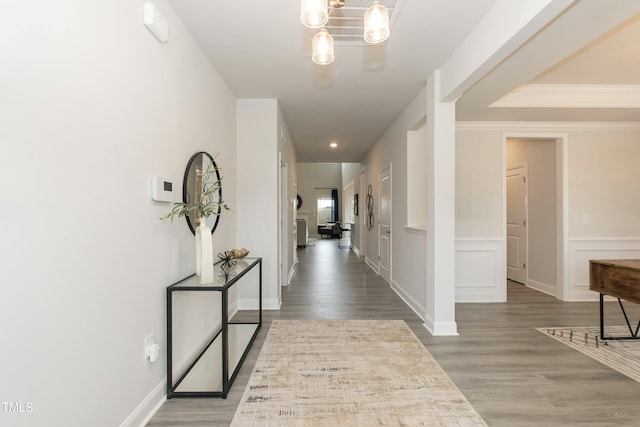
xmin=231 ymin=320 xmax=486 ymax=426
xmin=537 ymin=326 xmax=640 ymax=384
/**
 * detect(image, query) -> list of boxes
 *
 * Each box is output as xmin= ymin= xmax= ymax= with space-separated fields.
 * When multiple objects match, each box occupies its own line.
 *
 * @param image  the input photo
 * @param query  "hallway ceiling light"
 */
xmin=364 ymin=1 xmax=390 ymax=44
xmin=302 ymin=0 xmax=393 ymax=64
xmin=313 ymin=29 xmax=335 ymax=65
xmin=301 ymin=0 xmax=329 ymax=29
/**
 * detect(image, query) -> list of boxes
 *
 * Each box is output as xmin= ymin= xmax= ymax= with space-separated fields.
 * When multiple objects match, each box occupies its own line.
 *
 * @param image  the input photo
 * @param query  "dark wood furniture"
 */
xmin=589 ymin=259 xmax=640 ymax=340
xmin=318 ymin=222 xmax=342 ymax=238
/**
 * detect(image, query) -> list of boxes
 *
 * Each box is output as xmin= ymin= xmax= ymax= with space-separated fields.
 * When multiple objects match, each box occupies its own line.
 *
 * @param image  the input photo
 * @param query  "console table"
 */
xmin=166 ymin=257 xmax=262 ymax=398
xmin=589 ymin=259 xmax=640 ymax=340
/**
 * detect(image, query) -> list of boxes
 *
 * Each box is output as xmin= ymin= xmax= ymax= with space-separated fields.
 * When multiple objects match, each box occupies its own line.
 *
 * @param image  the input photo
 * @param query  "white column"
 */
xmin=425 ymin=70 xmax=457 ymax=336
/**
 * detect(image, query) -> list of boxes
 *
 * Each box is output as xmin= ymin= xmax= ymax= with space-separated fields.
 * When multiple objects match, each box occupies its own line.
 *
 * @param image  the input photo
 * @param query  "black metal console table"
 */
xmin=166 ymin=257 xmax=262 ymax=398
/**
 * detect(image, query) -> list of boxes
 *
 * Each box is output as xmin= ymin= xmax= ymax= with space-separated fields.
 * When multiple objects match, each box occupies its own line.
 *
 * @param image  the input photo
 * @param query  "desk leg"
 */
xmin=599 ymin=294 xmax=640 ymax=340
xmin=599 ymin=293 xmax=604 ymax=340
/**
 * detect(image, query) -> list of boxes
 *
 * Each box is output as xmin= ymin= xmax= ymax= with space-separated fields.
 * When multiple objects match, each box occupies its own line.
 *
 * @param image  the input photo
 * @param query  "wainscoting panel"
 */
xmin=455 ymin=239 xmax=505 ymax=302
xmin=568 ymin=238 xmax=640 ymax=301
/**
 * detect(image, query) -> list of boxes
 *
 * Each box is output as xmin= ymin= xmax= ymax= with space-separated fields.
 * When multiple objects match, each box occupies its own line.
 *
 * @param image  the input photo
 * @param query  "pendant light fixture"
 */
xmin=302 ymin=0 xmax=394 ymax=65
xmin=312 ymin=28 xmax=334 ymax=65
xmin=301 ymin=0 xmax=329 ymax=28
xmin=363 ymin=0 xmax=390 ymax=44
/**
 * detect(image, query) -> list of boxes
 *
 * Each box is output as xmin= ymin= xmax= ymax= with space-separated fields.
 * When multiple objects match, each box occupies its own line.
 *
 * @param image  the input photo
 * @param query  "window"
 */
xmin=317 ymin=196 xmax=333 ymax=225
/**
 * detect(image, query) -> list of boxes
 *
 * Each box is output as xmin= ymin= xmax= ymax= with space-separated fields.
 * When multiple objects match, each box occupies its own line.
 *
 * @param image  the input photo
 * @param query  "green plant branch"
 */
xmin=160 ymin=160 xmax=231 ymax=222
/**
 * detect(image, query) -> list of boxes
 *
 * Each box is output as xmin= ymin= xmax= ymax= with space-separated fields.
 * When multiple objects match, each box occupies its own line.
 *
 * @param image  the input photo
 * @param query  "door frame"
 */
xmin=359 ymin=167 xmax=366 ymax=257
xmin=378 ymin=165 xmax=392 ymax=284
xmin=279 ymin=156 xmax=289 ymax=294
xmin=502 ymin=132 xmax=568 ymax=300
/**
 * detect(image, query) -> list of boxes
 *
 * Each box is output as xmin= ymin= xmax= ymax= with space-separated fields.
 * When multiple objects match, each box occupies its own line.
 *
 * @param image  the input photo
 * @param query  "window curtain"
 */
xmin=331 ymin=189 xmax=339 ymax=222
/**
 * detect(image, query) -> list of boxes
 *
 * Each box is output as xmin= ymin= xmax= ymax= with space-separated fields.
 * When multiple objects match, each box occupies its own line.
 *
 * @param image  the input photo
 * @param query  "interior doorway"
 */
xmin=279 ymin=158 xmax=288 ymax=295
xmin=379 ymin=166 xmax=391 ymax=284
xmin=505 ymin=136 xmax=564 ymax=298
xmin=359 ymin=168 xmax=366 ymax=257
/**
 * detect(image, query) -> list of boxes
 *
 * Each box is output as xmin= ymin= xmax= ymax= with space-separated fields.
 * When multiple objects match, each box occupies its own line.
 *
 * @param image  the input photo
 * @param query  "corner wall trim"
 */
xmin=423 ymin=315 xmax=459 ymax=336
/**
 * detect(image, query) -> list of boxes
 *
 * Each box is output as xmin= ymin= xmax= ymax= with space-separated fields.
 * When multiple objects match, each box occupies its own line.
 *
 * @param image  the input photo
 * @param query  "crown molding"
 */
xmin=456 ymin=121 xmax=640 ymax=132
xmin=489 ymin=84 xmax=640 ymax=109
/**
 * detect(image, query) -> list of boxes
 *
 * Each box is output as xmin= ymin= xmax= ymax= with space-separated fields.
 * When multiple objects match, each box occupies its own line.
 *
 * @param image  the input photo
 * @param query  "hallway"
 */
xmin=150 ymin=240 xmax=640 ymax=426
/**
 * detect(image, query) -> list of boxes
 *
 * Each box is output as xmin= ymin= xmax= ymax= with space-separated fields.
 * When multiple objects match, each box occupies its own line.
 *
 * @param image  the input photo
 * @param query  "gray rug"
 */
xmin=231 ymin=320 xmax=486 ymax=426
xmin=537 ymin=326 xmax=640 ymax=383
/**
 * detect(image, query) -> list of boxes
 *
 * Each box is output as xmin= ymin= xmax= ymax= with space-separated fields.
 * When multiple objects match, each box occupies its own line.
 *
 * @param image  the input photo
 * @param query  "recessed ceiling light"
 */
xmin=330 ymin=142 xmax=338 ymax=148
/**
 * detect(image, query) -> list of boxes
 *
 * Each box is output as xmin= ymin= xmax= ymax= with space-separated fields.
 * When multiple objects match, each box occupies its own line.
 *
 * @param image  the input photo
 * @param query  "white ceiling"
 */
xmin=168 ymin=0 xmax=640 ymax=162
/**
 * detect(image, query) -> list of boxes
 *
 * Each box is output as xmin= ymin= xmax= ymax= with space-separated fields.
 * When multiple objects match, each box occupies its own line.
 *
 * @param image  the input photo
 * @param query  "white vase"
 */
xmin=195 ymin=217 xmax=214 ymax=284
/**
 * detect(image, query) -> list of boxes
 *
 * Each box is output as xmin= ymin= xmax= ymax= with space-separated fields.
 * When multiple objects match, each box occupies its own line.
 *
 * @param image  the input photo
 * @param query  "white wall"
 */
xmin=362 ymin=88 xmax=427 ymax=317
xmin=455 ymin=128 xmax=505 ymax=302
xmin=277 ymin=105 xmax=298 ymax=282
xmin=507 ymin=138 xmax=557 ymax=293
xmin=0 ymin=1 xmax=237 ymax=426
xmin=457 ymin=123 xmax=640 ymax=301
xmin=567 ymin=128 xmax=640 ymax=299
xmin=236 ymin=99 xmax=280 ymax=309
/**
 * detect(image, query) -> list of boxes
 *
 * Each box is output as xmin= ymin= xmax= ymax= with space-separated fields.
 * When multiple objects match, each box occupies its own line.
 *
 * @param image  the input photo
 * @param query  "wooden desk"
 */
xmin=589 ymin=259 xmax=640 ymax=340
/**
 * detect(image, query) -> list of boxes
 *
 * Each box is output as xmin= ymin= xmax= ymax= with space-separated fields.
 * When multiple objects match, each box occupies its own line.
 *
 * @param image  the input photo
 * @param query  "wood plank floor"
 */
xmin=148 ymin=239 xmax=640 ymax=426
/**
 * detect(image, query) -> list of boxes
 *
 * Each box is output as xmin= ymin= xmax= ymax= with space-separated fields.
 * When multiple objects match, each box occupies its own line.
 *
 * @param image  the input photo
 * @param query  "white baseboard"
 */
xmin=352 ymin=245 xmax=360 ymax=257
xmin=119 ymin=379 xmax=166 ymax=427
xmin=238 ymin=297 xmax=281 ymax=310
xmin=527 ymin=278 xmax=555 ymax=297
xmin=365 ymin=256 xmax=379 ymax=274
xmin=390 ymin=279 xmax=425 ymax=322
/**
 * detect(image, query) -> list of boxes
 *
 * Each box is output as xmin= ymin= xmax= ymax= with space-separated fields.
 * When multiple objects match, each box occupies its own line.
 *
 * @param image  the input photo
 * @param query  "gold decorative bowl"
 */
xmin=231 ymin=248 xmax=249 ymax=259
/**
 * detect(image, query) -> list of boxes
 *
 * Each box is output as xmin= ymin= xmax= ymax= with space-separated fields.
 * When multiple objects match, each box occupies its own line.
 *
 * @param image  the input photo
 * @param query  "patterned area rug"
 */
xmin=231 ymin=320 xmax=486 ymax=426
xmin=537 ymin=326 xmax=640 ymax=383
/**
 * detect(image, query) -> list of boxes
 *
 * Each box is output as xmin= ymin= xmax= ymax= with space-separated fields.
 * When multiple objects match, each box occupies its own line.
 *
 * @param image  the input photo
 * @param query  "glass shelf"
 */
xmin=166 ymin=257 xmax=262 ymax=398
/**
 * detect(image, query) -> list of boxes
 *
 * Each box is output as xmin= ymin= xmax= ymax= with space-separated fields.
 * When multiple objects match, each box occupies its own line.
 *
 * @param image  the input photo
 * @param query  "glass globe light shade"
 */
xmin=301 ymin=0 xmax=329 ymax=29
xmin=364 ymin=1 xmax=390 ymax=44
xmin=312 ymin=29 xmax=334 ymax=65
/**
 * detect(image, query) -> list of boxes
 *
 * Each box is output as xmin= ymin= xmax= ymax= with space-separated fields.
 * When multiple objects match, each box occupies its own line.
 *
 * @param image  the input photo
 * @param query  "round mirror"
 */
xmin=296 ymin=194 xmax=303 ymax=210
xmin=183 ymin=151 xmax=222 ymax=235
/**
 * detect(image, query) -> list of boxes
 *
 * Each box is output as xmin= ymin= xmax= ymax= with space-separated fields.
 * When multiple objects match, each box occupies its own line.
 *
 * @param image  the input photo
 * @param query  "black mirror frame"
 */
xmin=183 ymin=151 xmax=222 ymax=236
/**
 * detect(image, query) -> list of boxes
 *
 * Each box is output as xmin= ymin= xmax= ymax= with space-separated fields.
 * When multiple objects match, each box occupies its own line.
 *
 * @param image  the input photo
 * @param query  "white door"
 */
xmin=279 ymin=160 xmax=288 ymax=293
xmin=379 ymin=167 xmax=391 ymax=283
xmin=506 ymin=165 xmax=527 ymax=284
xmin=359 ymin=169 xmax=366 ymax=257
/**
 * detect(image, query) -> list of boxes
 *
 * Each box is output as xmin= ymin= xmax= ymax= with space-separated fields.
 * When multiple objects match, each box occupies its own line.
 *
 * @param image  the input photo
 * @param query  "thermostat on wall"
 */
xmin=151 ymin=176 xmax=174 ymax=202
